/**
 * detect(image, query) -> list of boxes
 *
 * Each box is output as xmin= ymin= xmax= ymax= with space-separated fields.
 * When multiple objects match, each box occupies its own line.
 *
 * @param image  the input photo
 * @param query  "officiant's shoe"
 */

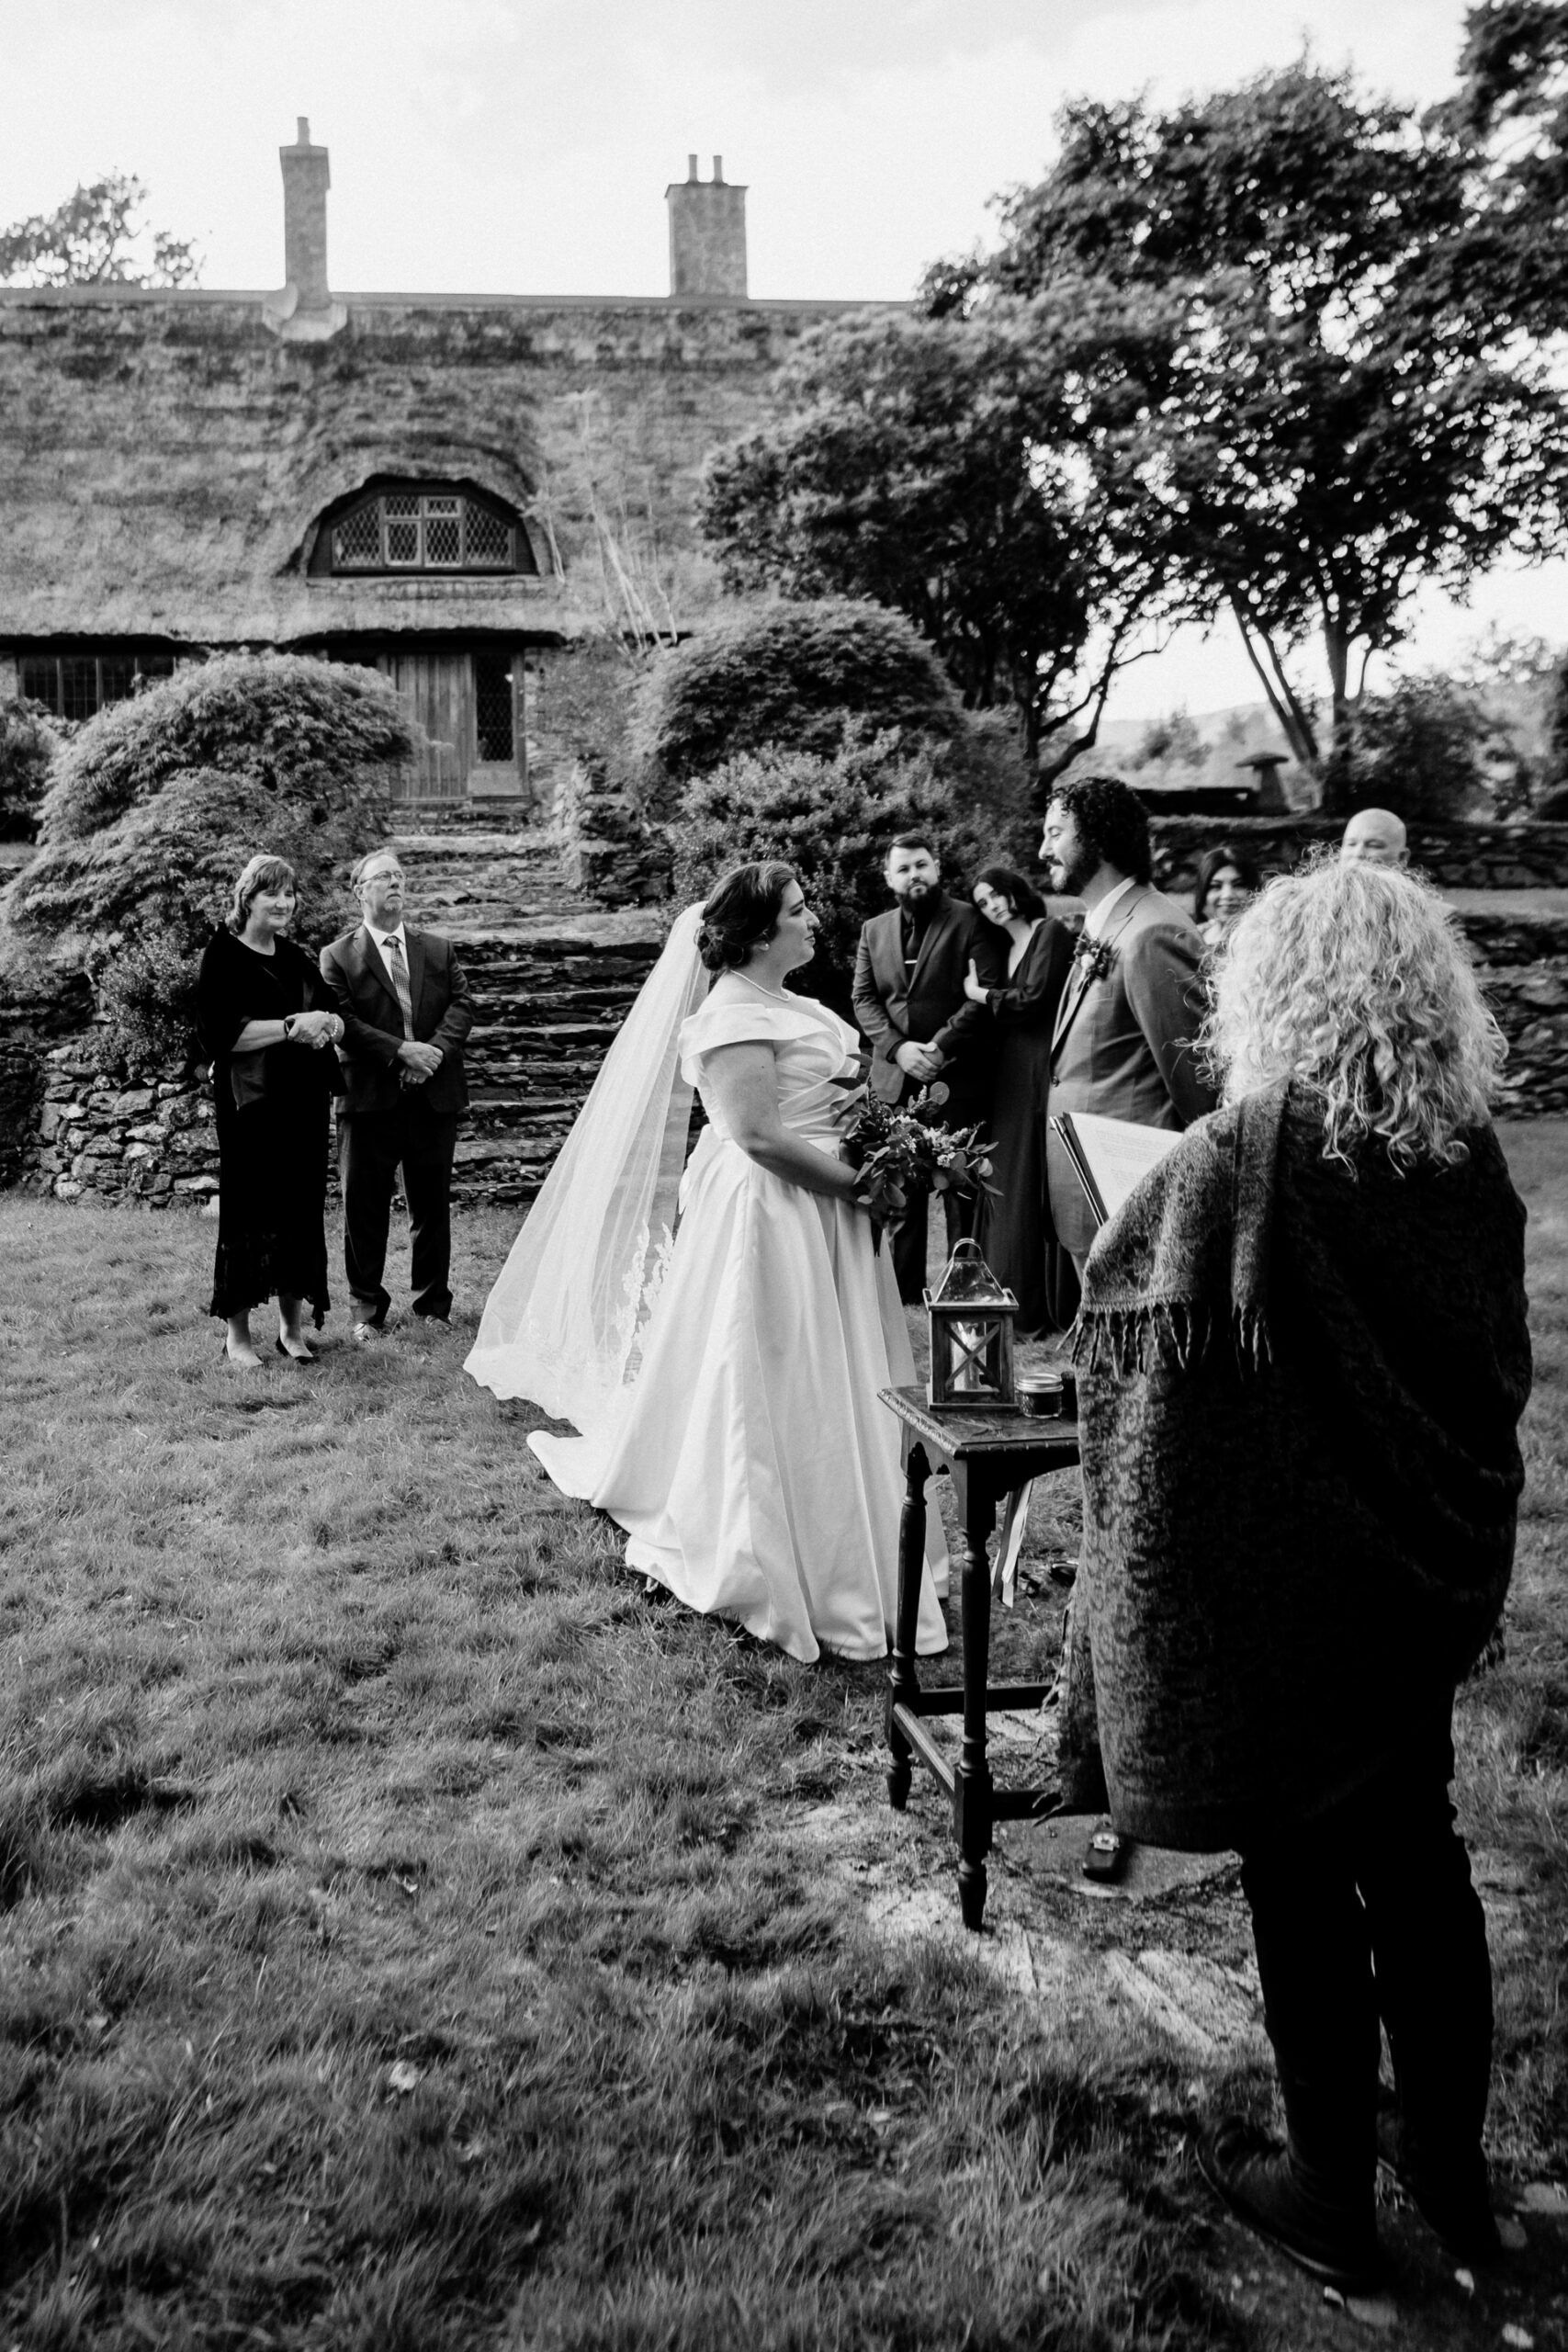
xmin=1199 ymin=2118 xmax=1382 ymax=2296
xmin=351 ymin=1319 xmax=385 ymax=1346
xmin=1375 ymin=2101 xmax=1503 ymax=2264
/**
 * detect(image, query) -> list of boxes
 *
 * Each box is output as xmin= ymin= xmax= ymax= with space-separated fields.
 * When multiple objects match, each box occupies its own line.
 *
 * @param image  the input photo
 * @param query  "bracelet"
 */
xmin=283 ymin=1015 xmax=299 ymax=1041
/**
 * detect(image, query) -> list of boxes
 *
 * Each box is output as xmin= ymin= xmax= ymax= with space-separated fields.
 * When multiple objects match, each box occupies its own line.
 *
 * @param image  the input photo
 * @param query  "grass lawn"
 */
xmin=2 ymin=1128 xmax=1565 ymax=2351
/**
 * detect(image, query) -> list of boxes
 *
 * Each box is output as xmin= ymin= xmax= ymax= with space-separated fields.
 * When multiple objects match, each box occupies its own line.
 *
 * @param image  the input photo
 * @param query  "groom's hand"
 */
xmin=398 ymin=1040 xmax=444 ymax=1079
xmin=896 ymin=1040 xmax=942 ymax=1082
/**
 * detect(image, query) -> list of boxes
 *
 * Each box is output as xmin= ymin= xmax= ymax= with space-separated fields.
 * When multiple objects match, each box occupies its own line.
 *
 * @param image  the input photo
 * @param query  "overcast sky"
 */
xmin=3 ymin=0 xmax=1562 ymax=721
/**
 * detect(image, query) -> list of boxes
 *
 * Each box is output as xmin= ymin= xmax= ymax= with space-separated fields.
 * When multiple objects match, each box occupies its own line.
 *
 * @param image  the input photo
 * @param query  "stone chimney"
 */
xmin=264 ymin=118 xmax=347 ymax=340
xmin=666 ymin=154 xmax=748 ymax=300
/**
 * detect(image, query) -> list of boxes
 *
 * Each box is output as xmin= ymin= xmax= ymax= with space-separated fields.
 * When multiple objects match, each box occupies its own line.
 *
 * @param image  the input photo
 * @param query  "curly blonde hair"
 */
xmin=1202 ymin=856 xmax=1503 ymax=1168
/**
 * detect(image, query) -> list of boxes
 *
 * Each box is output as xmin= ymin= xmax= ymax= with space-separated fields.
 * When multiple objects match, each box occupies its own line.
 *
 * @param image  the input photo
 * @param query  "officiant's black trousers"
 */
xmin=338 ymin=1104 xmax=458 ymax=1323
xmin=1238 ymin=1690 xmax=1493 ymax=2212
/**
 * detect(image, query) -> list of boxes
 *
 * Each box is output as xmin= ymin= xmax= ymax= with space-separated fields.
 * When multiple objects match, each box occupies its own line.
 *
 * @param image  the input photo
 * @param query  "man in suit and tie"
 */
xmin=320 ymin=848 xmax=476 ymax=1339
xmin=852 ymin=832 xmax=1006 ymax=1303
xmin=1043 ymin=773 xmax=1214 ymax=1271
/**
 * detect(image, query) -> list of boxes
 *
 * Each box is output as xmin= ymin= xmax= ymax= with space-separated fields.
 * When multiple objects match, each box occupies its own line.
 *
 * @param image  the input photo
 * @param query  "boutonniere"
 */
xmin=1072 ymin=933 xmax=1116 ymax=984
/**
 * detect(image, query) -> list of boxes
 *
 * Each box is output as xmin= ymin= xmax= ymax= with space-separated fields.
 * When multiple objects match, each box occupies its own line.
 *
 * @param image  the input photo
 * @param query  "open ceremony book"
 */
xmin=1050 ymin=1110 xmax=1184 ymax=1228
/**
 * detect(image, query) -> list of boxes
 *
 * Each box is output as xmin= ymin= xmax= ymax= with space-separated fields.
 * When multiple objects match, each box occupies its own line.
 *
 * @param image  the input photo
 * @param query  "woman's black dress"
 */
xmin=976 ymin=917 xmax=1077 ymax=1336
xmin=196 ymin=927 xmax=340 ymax=1326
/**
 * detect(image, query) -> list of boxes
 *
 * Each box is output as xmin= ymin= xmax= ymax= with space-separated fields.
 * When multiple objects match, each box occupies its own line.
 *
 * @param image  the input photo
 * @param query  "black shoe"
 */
xmin=1375 ymin=2103 xmax=1502 ymax=2263
xmin=1198 ymin=2118 xmax=1382 ymax=2295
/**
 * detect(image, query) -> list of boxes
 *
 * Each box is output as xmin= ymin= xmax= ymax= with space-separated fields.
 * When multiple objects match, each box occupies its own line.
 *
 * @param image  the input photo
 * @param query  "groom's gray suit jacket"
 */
xmin=1044 ymin=883 xmax=1213 ymax=1257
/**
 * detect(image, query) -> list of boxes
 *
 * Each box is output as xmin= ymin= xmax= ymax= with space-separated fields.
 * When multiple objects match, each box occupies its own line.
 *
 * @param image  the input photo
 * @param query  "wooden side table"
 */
xmin=879 ymin=1384 xmax=1081 ymax=1931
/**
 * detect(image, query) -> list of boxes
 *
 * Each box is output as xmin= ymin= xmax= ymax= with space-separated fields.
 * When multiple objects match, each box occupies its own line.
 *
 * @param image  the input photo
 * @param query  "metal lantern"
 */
xmin=924 ymin=1238 xmax=1018 ymax=1411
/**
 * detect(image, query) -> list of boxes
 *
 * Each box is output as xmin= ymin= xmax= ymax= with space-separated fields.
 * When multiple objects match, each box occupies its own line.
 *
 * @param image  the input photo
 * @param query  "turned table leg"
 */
xmin=886 ymin=1441 xmax=930 ymax=1810
xmin=954 ymin=1482 xmax=997 ymax=1930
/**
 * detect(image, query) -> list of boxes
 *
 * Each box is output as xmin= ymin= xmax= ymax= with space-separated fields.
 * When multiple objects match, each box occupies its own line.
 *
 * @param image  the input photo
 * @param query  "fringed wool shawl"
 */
xmin=1060 ymin=1079 xmax=1531 ymax=1851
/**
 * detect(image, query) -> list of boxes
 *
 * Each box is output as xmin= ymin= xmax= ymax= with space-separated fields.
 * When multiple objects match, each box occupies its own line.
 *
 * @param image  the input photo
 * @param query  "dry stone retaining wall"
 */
xmin=3 ymin=828 xmax=1566 ymax=1214
xmin=1149 ymin=816 xmax=1568 ymax=893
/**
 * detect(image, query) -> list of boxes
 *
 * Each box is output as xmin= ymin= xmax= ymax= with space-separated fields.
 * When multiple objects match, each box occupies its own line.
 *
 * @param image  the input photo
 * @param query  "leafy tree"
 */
xmin=668 ymin=729 xmax=1032 ymax=1015
xmin=699 ymin=298 xmax=1185 ymax=773
xmin=0 ymin=171 xmax=200 ymax=287
xmin=1133 ymin=709 xmax=1205 ymax=771
xmin=628 ymin=598 xmax=965 ymax=803
xmin=1335 ymin=673 xmax=1505 ymax=823
xmin=1440 ymin=1 xmax=1568 ymax=340
xmin=987 ymin=64 xmax=1568 ymax=808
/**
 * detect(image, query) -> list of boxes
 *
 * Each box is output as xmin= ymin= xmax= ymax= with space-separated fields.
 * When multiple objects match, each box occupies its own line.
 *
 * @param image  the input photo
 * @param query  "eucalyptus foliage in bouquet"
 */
xmin=834 ymin=1080 xmax=998 ymax=1252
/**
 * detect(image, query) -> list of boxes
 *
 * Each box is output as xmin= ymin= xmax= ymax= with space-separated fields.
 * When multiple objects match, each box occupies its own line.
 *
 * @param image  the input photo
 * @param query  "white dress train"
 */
xmin=527 ymin=980 xmax=949 ymax=1664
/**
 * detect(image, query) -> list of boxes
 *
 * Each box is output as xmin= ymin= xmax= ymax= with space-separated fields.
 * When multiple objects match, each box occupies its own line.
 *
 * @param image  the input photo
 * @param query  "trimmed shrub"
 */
xmin=669 ymin=724 xmax=1032 ymax=1014
xmin=12 ymin=767 xmax=363 ymax=953
xmin=0 ymin=698 xmax=59 ymax=842
xmin=629 ymin=599 xmax=965 ymax=806
xmin=4 ymin=655 xmax=412 ymax=1069
xmin=35 ymin=650 xmax=412 ymax=843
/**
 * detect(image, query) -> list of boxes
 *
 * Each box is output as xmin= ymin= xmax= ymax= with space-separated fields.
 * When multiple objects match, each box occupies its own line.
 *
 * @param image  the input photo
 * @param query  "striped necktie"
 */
xmin=382 ymin=934 xmax=416 ymax=1041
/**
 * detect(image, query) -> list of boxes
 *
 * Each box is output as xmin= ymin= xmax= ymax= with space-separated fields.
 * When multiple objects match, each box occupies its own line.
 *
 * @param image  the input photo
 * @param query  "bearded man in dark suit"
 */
xmin=852 ymin=832 xmax=1006 ymax=1303
xmin=319 ymin=848 xmax=475 ymax=1339
xmin=1043 ymin=773 xmax=1214 ymax=1271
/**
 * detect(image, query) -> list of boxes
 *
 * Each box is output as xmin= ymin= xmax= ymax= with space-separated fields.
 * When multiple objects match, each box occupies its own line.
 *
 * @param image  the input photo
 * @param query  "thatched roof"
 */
xmin=0 ymin=285 xmax=883 ymax=646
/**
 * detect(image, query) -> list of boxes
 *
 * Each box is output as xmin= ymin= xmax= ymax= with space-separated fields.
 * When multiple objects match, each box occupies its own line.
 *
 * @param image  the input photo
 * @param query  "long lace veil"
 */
xmin=463 ymin=903 xmax=710 ymax=1431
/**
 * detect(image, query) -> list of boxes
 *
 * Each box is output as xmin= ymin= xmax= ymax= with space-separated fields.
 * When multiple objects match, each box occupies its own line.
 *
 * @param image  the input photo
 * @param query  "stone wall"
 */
xmin=1150 ymin=816 xmax=1568 ymax=892
xmin=29 ymin=1045 xmax=221 ymax=1206
xmin=3 ymin=838 xmax=1564 ymax=1217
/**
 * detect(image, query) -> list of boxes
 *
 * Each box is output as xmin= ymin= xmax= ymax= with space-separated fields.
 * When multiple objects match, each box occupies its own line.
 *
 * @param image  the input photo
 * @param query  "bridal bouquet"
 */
xmin=834 ymin=1082 xmax=998 ymax=1252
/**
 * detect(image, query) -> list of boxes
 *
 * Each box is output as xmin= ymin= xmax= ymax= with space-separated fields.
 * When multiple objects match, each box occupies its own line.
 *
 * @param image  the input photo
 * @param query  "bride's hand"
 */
xmin=962 ymin=956 xmax=989 ymax=1005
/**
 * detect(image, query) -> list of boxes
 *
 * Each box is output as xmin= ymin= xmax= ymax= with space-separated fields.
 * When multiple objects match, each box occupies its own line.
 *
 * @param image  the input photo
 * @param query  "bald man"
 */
xmin=1340 ymin=808 xmax=1409 ymax=867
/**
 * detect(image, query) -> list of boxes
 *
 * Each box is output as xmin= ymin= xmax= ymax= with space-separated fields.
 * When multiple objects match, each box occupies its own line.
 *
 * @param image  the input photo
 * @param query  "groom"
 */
xmin=319 ymin=848 xmax=475 ymax=1337
xmin=852 ymin=833 xmax=1005 ymax=1303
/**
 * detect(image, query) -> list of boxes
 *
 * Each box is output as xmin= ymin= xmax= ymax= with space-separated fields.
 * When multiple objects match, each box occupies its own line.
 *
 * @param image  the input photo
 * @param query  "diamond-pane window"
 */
xmin=320 ymin=488 xmax=532 ymax=576
xmin=425 ymin=503 xmax=461 ymax=566
xmin=334 ymin=505 xmax=382 ymax=567
xmin=465 ymin=506 xmax=511 ymax=565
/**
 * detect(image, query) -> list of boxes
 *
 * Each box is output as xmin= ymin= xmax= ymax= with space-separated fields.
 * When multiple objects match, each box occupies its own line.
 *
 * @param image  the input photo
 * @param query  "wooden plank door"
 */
xmin=386 ymin=653 xmax=474 ymax=800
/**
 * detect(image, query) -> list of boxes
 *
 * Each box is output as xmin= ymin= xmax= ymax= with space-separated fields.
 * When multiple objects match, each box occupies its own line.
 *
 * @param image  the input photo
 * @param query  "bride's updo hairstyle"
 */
xmin=697 ymin=861 xmax=796 ymax=974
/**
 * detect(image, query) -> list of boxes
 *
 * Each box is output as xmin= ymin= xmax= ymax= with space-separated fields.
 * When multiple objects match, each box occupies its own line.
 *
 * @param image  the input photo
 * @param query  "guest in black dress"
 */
xmin=961 ymin=865 xmax=1076 ymax=1335
xmin=197 ymin=854 xmax=344 ymax=1368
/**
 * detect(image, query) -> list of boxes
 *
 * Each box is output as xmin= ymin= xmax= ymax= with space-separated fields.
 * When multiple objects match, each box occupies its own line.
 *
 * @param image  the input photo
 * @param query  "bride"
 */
xmin=464 ymin=860 xmax=948 ymax=1664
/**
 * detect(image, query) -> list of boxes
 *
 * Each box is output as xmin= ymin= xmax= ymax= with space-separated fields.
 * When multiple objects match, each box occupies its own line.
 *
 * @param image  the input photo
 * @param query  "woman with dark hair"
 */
xmin=1060 ymin=860 xmax=1530 ymax=2290
xmin=961 ymin=864 xmax=1076 ymax=1332
xmin=197 ymin=854 xmax=344 ymax=1367
xmin=467 ymin=862 xmax=948 ymax=1664
xmin=1191 ymin=842 xmax=1263 ymax=953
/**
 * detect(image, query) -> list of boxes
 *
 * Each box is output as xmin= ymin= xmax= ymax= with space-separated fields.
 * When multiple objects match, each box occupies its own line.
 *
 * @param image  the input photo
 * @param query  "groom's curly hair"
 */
xmin=1048 ymin=770 xmax=1153 ymax=887
xmin=697 ymin=861 xmax=797 ymax=973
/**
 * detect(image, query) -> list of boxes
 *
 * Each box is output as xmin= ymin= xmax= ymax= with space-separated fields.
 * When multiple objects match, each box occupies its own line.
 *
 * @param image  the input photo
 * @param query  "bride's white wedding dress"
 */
xmin=466 ymin=932 xmax=948 ymax=1666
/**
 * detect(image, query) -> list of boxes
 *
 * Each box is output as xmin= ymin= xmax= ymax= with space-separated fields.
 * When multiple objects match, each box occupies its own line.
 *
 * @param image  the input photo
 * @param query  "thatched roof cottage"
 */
xmin=0 ymin=125 xmax=890 ymax=808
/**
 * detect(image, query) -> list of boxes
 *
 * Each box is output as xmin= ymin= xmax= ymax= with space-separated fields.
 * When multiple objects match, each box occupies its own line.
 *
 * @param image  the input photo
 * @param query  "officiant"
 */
xmin=1040 ymin=773 xmax=1213 ymax=1271
xmin=852 ymin=833 xmax=1006 ymax=1303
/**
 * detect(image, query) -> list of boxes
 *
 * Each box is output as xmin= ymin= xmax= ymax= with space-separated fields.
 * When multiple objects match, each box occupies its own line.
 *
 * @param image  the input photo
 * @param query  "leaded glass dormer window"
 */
xmin=312 ymin=483 xmax=535 ymax=577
